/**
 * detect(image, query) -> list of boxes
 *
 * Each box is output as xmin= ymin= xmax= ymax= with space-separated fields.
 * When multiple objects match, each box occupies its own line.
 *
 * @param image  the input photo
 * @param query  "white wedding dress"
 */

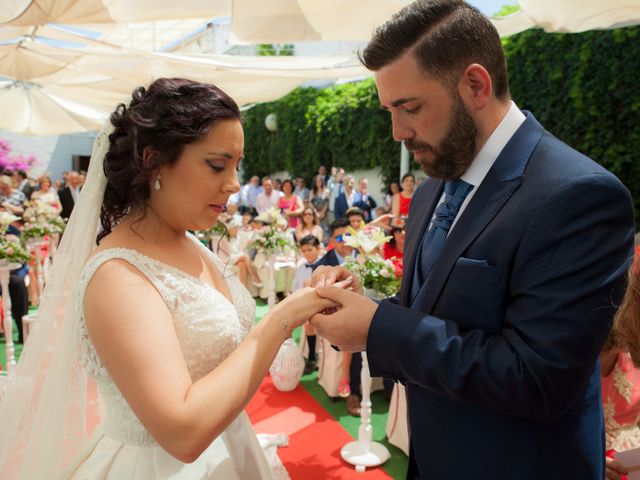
xmin=67 ymin=235 xmax=286 ymax=479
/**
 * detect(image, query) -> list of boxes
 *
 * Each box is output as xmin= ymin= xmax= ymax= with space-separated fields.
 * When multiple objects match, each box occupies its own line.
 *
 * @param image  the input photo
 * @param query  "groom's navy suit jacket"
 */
xmin=367 ymin=113 xmax=635 ymax=479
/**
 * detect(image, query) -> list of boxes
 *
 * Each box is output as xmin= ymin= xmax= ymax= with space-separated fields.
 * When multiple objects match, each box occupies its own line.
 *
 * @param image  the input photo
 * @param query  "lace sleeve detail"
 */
xmin=75 ymin=249 xmax=176 ymax=378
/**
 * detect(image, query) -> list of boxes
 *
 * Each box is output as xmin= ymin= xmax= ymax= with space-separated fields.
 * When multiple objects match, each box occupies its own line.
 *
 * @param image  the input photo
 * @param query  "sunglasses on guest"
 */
xmin=334 ymin=233 xmax=352 ymax=243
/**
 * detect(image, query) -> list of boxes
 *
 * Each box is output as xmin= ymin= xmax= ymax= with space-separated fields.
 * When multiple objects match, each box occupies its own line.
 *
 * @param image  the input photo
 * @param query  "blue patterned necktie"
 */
xmin=411 ymin=179 xmax=473 ymax=301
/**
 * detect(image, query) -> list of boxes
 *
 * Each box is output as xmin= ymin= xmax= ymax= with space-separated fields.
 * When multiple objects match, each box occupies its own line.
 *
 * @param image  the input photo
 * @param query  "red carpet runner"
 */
xmin=247 ymin=375 xmax=392 ymax=480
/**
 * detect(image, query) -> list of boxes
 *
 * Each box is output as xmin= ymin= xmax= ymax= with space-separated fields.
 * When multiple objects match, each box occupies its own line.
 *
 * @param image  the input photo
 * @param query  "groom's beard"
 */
xmin=406 ymin=93 xmax=478 ymax=181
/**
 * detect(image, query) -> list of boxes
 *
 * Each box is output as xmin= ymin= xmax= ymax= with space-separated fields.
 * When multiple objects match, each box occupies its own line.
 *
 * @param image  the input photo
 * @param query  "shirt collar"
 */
xmin=461 ymin=101 xmax=526 ymax=188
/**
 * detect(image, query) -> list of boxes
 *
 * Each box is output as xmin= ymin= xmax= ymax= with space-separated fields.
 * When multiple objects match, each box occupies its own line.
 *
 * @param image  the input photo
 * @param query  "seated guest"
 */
xmin=391 ymin=173 xmax=414 ymax=219
xmin=278 ymin=179 xmax=304 ymax=229
xmin=12 ymin=170 xmax=34 ymax=199
xmin=333 ymin=175 xmax=356 ymax=220
xmin=313 ymin=218 xmax=361 ymax=415
xmin=31 ymin=175 xmax=61 ymax=213
xmin=293 ymin=235 xmax=323 ymax=374
xmin=222 ymin=217 xmax=262 ymax=288
xmin=353 ymin=177 xmax=377 ymax=222
xmin=383 ymin=223 xmax=405 ymax=278
xmin=602 ymin=254 xmax=640 ymax=480
xmin=255 ymin=177 xmax=282 ymax=214
xmin=0 ymin=175 xmax=26 ymax=216
xmin=293 ymin=176 xmax=310 ymax=204
xmin=58 ymin=170 xmax=81 ymax=220
xmin=346 ymin=207 xmax=366 ymax=231
xmin=309 ymin=175 xmax=330 ymax=244
xmin=384 ymin=181 xmax=400 ymax=212
xmin=295 ymin=207 xmax=324 ymax=244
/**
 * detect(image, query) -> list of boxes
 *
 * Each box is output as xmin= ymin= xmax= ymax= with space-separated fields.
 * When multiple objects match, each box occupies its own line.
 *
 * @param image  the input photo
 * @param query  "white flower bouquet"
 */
xmin=343 ymin=223 xmax=400 ymax=298
xmin=0 ymin=212 xmax=31 ymax=264
xmin=250 ymin=208 xmax=295 ymax=255
xmin=21 ymin=200 xmax=65 ymax=240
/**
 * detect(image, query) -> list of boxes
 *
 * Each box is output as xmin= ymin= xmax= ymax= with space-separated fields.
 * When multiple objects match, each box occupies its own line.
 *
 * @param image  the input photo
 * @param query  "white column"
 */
xmin=400 ymin=141 xmax=410 ymax=182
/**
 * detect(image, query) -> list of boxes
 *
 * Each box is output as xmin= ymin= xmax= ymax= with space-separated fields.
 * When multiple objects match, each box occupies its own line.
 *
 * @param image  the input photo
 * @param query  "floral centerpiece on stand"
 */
xmin=255 ymin=208 xmax=301 ymax=391
xmin=0 ymin=212 xmax=31 ymax=265
xmin=250 ymin=207 xmax=295 ymax=255
xmin=343 ymin=223 xmax=400 ymax=299
xmin=21 ymin=200 xmax=65 ymax=240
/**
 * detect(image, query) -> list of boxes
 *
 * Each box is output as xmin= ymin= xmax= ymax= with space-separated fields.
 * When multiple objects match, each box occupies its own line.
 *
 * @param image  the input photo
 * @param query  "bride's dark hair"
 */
xmin=97 ymin=78 xmax=240 ymax=243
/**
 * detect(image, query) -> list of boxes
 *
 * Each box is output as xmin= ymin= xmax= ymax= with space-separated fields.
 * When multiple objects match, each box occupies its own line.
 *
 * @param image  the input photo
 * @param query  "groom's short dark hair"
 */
xmin=360 ymin=0 xmax=509 ymax=100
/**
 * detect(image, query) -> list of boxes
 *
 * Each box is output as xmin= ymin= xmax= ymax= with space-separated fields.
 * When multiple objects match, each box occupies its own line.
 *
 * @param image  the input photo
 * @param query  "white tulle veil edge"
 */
xmin=0 ymin=120 xmax=113 ymax=479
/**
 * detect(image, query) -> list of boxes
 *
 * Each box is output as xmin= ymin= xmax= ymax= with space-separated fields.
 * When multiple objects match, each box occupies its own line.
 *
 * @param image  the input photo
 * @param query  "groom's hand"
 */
xmin=310 ymin=286 xmax=378 ymax=352
xmin=306 ymin=266 xmax=363 ymax=295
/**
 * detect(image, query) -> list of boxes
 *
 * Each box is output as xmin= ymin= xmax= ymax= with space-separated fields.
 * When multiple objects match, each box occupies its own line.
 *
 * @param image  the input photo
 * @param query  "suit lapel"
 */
xmin=412 ymin=112 xmax=546 ymax=312
xmin=400 ymin=179 xmax=444 ymax=305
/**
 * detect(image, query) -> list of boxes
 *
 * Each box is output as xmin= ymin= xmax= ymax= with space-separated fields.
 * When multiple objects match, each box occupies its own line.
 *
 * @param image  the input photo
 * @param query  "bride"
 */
xmin=0 ymin=78 xmax=337 ymax=479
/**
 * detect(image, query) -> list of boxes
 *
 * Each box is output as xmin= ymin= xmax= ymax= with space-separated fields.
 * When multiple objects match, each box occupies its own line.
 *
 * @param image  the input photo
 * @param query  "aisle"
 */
xmin=247 ymin=375 xmax=392 ymax=480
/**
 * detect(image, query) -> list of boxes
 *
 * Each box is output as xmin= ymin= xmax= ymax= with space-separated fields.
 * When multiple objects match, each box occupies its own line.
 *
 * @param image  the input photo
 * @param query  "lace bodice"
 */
xmin=75 ymin=236 xmax=256 ymax=446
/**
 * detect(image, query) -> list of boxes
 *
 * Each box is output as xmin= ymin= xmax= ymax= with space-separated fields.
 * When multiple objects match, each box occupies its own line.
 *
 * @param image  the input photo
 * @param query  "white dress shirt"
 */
xmin=433 ymin=101 xmax=526 ymax=233
xmin=256 ymin=190 xmax=283 ymax=214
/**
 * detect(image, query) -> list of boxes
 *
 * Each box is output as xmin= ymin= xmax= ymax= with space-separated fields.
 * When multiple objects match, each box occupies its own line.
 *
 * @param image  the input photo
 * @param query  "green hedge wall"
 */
xmin=242 ymin=79 xmax=409 ymax=187
xmin=242 ymin=27 xmax=639 ymax=225
xmin=504 ymin=26 xmax=640 ymax=226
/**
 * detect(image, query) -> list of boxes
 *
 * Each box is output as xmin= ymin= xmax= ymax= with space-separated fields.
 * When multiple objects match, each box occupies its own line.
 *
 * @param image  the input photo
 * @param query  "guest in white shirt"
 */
xmin=58 ymin=170 xmax=82 ymax=220
xmin=293 ymin=176 xmax=310 ymax=203
xmin=255 ymin=177 xmax=283 ymax=214
xmin=241 ymin=175 xmax=262 ymax=213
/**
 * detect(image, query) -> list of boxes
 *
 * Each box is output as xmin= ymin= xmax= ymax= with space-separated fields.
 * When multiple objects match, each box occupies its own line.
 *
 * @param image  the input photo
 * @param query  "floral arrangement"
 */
xmin=196 ymin=221 xmax=227 ymax=244
xmin=21 ymin=200 xmax=65 ymax=240
xmin=249 ymin=207 xmax=295 ymax=255
xmin=343 ymin=223 xmax=400 ymax=298
xmin=0 ymin=138 xmax=39 ymax=171
xmin=0 ymin=212 xmax=31 ymax=264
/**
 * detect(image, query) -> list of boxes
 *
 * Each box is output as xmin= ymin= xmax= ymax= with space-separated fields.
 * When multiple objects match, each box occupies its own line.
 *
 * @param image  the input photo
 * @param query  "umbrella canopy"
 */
xmin=0 ymin=0 xmax=229 ymax=25
xmin=0 ymin=79 xmax=107 ymax=134
xmin=0 ymin=43 xmax=368 ymax=134
xmin=0 ymin=40 xmax=93 ymax=80
xmin=493 ymin=0 xmax=640 ymax=36
xmin=230 ymin=0 xmax=411 ymax=43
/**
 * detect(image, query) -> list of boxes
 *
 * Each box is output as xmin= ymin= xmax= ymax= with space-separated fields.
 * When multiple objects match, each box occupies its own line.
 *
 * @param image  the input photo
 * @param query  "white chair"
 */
xmin=22 ymin=313 xmax=37 ymax=343
xmin=317 ymin=336 xmax=383 ymax=398
xmin=385 ymin=383 xmax=409 ymax=455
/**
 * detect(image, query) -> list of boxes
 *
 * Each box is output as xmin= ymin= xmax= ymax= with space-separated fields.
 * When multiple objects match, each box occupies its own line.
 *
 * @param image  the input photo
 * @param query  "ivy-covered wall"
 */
xmin=504 ymin=27 xmax=640 ymax=226
xmin=242 ymin=79 xmax=407 ymax=187
xmin=242 ymin=27 xmax=639 ymax=226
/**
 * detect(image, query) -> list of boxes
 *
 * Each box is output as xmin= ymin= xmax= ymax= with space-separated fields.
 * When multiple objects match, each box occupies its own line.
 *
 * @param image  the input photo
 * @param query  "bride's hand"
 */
xmin=268 ymin=287 xmax=337 ymax=331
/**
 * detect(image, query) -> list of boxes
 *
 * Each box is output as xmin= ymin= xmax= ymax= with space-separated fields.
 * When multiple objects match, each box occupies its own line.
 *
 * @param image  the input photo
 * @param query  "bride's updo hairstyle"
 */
xmin=98 ymin=78 xmax=240 ymax=243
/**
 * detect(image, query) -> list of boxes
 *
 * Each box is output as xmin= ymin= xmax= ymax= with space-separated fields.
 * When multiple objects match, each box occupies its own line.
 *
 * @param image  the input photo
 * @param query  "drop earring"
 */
xmin=154 ymin=175 xmax=162 ymax=191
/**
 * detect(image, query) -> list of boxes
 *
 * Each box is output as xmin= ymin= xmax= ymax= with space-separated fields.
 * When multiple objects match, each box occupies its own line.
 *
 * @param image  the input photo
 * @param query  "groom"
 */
xmin=309 ymin=1 xmax=635 ymax=478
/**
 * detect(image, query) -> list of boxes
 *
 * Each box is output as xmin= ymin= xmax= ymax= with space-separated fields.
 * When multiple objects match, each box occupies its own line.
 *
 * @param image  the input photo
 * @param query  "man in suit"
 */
xmin=308 ymin=1 xmax=635 ymax=478
xmin=58 ymin=170 xmax=81 ymax=220
xmin=333 ymin=175 xmax=355 ymax=220
xmin=12 ymin=170 xmax=33 ymax=200
xmin=353 ymin=177 xmax=377 ymax=222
